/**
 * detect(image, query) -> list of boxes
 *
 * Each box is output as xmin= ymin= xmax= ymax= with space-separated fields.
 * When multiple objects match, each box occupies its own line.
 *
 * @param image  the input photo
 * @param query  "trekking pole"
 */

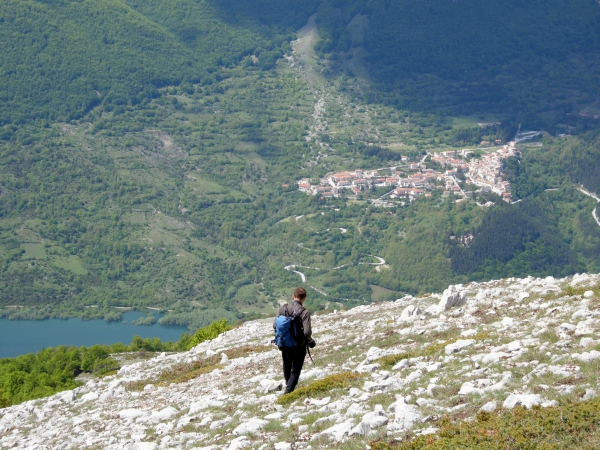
xmin=307 ymin=344 xmax=315 ymax=364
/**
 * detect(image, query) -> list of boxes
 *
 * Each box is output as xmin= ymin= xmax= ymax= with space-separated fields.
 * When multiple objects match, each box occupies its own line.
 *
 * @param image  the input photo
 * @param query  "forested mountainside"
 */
xmin=316 ymin=0 xmax=600 ymax=119
xmin=0 ymin=0 xmax=599 ymax=328
xmin=0 ymin=0 xmax=316 ymax=127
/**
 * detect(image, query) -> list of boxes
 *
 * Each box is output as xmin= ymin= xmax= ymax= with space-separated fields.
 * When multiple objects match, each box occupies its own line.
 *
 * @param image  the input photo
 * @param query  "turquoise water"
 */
xmin=0 ymin=312 xmax=188 ymax=358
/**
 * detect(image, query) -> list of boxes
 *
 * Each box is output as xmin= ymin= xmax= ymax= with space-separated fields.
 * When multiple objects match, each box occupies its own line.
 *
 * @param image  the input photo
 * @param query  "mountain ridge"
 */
xmin=1 ymin=273 xmax=599 ymax=448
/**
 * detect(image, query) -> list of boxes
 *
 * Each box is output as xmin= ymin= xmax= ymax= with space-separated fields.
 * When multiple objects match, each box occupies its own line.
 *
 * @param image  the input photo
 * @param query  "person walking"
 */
xmin=273 ymin=287 xmax=316 ymax=394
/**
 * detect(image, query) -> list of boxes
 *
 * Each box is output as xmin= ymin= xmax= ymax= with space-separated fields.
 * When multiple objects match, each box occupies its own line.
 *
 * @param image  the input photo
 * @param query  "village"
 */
xmin=297 ymin=142 xmax=520 ymax=205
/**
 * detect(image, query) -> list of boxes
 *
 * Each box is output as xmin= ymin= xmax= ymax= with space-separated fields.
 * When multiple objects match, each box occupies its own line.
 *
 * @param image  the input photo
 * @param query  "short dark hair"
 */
xmin=293 ymin=287 xmax=307 ymax=301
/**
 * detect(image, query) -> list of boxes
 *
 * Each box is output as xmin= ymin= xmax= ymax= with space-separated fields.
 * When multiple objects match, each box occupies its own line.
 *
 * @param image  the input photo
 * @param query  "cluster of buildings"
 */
xmin=298 ymin=169 xmax=385 ymax=198
xmin=466 ymin=143 xmax=519 ymax=202
xmin=298 ymin=167 xmax=444 ymax=201
xmin=430 ymin=150 xmax=471 ymax=175
xmin=296 ymin=143 xmax=519 ymax=203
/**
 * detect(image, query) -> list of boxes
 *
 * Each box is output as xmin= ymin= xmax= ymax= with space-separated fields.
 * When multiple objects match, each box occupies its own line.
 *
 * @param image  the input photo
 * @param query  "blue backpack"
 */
xmin=275 ymin=304 xmax=301 ymax=350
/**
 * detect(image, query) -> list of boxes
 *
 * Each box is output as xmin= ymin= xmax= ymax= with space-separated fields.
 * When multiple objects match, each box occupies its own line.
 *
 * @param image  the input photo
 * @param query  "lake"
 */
xmin=0 ymin=312 xmax=188 ymax=359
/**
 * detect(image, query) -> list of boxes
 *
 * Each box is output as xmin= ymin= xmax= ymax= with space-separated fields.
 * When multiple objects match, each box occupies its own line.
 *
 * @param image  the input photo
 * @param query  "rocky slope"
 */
xmin=1 ymin=273 xmax=600 ymax=450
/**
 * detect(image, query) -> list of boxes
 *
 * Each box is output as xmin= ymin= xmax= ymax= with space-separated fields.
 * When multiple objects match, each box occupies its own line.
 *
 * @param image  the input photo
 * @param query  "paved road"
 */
xmin=284 ymin=265 xmax=307 ymax=283
xmin=284 ymin=254 xmax=386 ymax=294
xmin=578 ymin=187 xmax=600 ymax=227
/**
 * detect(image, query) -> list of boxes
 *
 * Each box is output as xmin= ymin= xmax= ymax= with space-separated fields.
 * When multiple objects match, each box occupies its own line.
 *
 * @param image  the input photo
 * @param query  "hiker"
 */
xmin=273 ymin=287 xmax=316 ymax=394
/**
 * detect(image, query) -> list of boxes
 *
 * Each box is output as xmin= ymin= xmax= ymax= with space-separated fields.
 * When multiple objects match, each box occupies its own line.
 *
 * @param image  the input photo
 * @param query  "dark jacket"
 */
xmin=273 ymin=300 xmax=312 ymax=346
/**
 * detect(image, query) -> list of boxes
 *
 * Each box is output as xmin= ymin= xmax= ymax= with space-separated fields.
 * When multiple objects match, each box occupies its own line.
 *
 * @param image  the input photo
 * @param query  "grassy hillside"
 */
xmin=0 ymin=0 xmax=314 ymax=129
xmin=0 ymin=0 xmax=599 ymax=327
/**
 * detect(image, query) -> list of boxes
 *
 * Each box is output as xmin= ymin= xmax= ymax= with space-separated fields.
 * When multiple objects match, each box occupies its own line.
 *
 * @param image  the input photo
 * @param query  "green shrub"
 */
xmin=277 ymin=372 xmax=363 ymax=405
xmin=92 ymin=357 xmax=121 ymax=376
xmin=181 ymin=318 xmax=231 ymax=350
xmin=371 ymin=397 xmax=600 ymax=449
xmin=125 ymin=355 xmax=223 ymax=390
xmin=377 ymin=341 xmax=448 ymax=368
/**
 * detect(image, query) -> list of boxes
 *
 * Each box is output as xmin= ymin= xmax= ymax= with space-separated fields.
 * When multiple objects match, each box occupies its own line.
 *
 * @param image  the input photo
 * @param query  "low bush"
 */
xmin=371 ymin=397 xmax=600 ymax=449
xmin=562 ymin=282 xmax=600 ymax=298
xmin=378 ymin=342 xmax=448 ymax=368
xmin=180 ymin=318 xmax=231 ymax=350
xmin=126 ymin=355 xmax=223 ymax=391
xmin=277 ymin=372 xmax=363 ymax=405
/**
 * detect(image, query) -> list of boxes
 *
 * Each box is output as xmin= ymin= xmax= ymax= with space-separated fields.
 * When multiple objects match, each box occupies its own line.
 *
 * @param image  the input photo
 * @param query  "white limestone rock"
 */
xmin=438 ymin=286 xmax=466 ymax=311
xmin=307 ymin=396 xmax=330 ymax=407
xmin=189 ymin=399 xmax=225 ymax=414
xmin=79 ymin=392 xmax=99 ymax=403
xmin=258 ymin=379 xmax=282 ymax=393
xmin=572 ymin=309 xmax=592 ymax=320
xmin=349 ymin=421 xmax=371 ymax=436
xmin=233 ymin=418 xmax=268 ymax=435
xmin=356 ymin=363 xmax=380 ymax=373
xmin=571 ymin=350 xmax=600 ymax=362
xmin=387 ymin=396 xmax=423 ymax=432
xmin=210 ymin=417 xmax=233 ymax=430
xmin=59 ymin=390 xmax=75 ymax=403
xmin=400 ymin=305 xmax=422 ymax=322
xmin=583 ymin=389 xmax=597 ymax=400
xmin=301 ymin=368 xmax=327 ymax=379
xmin=460 ymin=329 xmax=478 ymax=337
xmin=119 ymin=408 xmax=146 ymax=419
xmin=500 ymin=317 xmax=516 ymax=328
xmin=445 ymin=339 xmax=476 ymax=355
xmin=317 ymin=421 xmax=354 ymax=441
xmin=480 ymin=401 xmax=497 ymax=413
xmin=134 ymin=443 xmax=158 ymax=450
xmin=392 ymin=359 xmax=409 ymax=371
xmin=148 ymin=406 xmax=179 ymax=423
xmin=345 ymin=402 xmax=367 ymax=416
xmin=559 ymin=323 xmax=577 ymax=332
xmin=227 ymin=436 xmax=251 ymax=450
xmin=502 ymin=394 xmax=556 ymax=409
xmin=361 ymin=405 xmax=388 ymax=429
xmin=274 ymin=443 xmax=292 ymax=450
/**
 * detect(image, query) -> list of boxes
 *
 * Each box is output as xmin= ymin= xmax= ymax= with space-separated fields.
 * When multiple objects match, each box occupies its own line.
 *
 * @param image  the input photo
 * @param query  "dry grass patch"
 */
xmin=561 ymin=282 xmax=599 ymax=298
xmin=378 ymin=332 xmax=490 ymax=368
xmin=125 ymin=355 xmax=222 ymax=391
xmin=223 ymin=344 xmax=272 ymax=360
xmin=276 ymin=372 xmax=364 ymax=405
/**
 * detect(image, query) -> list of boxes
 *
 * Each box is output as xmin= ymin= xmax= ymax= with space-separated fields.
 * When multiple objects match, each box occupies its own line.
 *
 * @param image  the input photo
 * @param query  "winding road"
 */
xmin=284 ymin=254 xmax=386 ymax=296
xmin=285 ymin=218 xmax=386 ymax=294
xmin=578 ymin=187 xmax=600 ymax=227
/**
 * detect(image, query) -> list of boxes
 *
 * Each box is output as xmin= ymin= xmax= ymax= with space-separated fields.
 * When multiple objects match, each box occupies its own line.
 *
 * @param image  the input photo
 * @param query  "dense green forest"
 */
xmin=0 ymin=0 xmax=599 ymax=330
xmin=0 ymin=0 xmax=316 ymax=128
xmin=315 ymin=0 xmax=600 ymax=121
xmin=0 ymin=319 xmax=230 ymax=407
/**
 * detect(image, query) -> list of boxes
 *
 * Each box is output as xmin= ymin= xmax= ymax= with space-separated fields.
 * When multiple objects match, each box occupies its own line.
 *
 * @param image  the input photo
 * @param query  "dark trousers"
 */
xmin=281 ymin=346 xmax=307 ymax=394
